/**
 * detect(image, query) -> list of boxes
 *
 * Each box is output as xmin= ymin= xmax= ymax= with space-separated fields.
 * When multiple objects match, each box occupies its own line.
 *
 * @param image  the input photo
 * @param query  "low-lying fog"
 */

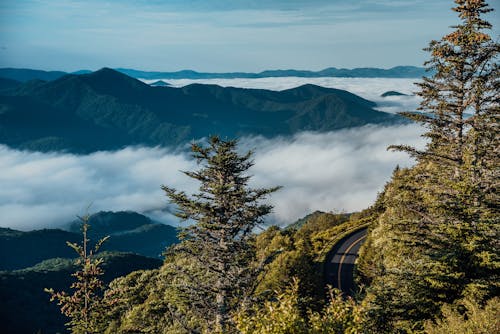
xmin=1 ymin=78 xmax=426 ymax=230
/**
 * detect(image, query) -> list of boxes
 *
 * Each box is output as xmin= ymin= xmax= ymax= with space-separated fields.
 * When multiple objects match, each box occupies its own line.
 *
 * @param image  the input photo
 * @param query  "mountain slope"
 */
xmin=0 ymin=211 xmax=178 ymax=270
xmin=0 ymin=68 xmax=67 ymax=82
xmin=0 ymin=68 xmax=404 ymax=153
xmin=0 ymin=77 xmax=21 ymax=93
xmin=0 ymin=252 xmax=162 ymax=334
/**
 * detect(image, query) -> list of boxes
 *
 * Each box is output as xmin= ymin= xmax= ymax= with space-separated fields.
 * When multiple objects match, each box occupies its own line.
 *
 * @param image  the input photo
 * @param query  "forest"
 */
xmin=32 ymin=0 xmax=500 ymax=333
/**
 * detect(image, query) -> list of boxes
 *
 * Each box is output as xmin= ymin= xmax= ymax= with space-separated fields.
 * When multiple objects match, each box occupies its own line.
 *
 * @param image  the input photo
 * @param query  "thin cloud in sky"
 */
xmin=2 ymin=0 xmax=497 ymax=71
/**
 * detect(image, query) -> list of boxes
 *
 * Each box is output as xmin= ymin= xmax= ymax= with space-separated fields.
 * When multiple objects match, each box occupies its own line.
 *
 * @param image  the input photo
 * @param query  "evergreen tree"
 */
xmin=391 ymin=0 xmax=498 ymax=169
xmin=46 ymin=214 xmax=109 ymax=334
xmin=162 ymin=136 xmax=280 ymax=333
xmin=391 ymin=0 xmax=499 ymax=302
xmin=359 ymin=0 xmax=499 ymax=331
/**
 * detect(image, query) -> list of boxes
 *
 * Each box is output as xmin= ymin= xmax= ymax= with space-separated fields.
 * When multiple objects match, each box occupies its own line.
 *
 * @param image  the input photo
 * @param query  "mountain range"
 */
xmin=116 ymin=65 xmax=427 ymax=79
xmin=0 ymin=211 xmax=178 ymax=271
xmin=0 ymin=66 xmax=427 ymax=83
xmin=0 ymin=210 xmax=175 ymax=333
xmin=0 ymin=67 xmax=405 ymax=153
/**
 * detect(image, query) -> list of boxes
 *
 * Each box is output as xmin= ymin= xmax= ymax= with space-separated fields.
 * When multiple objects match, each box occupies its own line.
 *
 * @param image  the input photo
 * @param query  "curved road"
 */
xmin=324 ymin=228 xmax=367 ymax=296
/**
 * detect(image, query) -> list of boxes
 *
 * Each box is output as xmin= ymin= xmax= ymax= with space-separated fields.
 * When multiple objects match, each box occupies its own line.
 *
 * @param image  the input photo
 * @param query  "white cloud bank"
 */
xmin=0 ymin=124 xmax=425 ymax=231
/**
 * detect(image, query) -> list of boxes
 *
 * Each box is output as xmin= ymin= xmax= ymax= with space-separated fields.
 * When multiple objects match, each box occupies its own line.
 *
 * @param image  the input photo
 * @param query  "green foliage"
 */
xmin=0 ymin=227 xmax=81 ymax=270
xmin=99 ymin=209 xmax=361 ymax=333
xmin=424 ymin=297 xmax=500 ymax=334
xmin=308 ymin=288 xmax=367 ymax=334
xmin=45 ymin=215 xmax=110 ymax=334
xmin=236 ymin=280 xmax=368 ymax=334
xmin=0 ymin=252 xmax=161 ymax=334
xmin=161 ymin=136 xmax=280 ymax=332
xmin=357 ymin=1 xmax=499 ymax=332
xmin=236 ymin=279 xmax=309 ymax=334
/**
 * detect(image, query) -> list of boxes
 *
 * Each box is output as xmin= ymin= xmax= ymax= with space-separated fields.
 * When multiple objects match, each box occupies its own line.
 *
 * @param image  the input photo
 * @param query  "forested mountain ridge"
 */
xmin=0 ymin=68 xmax=403 ymax=153
xmin=0 ymin=211 xmax=178 ymax=270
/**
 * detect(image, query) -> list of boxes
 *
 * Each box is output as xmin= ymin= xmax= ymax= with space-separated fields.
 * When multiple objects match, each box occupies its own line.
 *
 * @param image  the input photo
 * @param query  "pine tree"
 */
xmin=360 ymin=1 xmax=499 ymax=331
xmin=162 ymin=136 xmax=280 ymax=333
xmin=392 ymin=0 xmax=499 ymax=301
xmin=390 ymin=0 xmax=498 ymax=171
xmin=46 ymin=215 xmax=109 ymax=334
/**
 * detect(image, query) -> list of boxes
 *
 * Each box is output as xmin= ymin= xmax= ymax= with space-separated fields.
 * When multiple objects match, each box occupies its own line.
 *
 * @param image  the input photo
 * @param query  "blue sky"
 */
xmin=0 ymin=0 xmax=498 ymax=72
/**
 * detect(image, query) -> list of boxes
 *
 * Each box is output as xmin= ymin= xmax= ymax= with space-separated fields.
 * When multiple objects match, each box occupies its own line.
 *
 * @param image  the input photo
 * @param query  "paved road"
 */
xmin=324 ymin=228 xmax=367 ymax=296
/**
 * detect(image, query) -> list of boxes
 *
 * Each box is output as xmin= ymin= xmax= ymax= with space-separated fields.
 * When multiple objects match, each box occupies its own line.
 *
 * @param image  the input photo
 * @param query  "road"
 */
xmin=324 ymin=228 xmax=367 ymax=296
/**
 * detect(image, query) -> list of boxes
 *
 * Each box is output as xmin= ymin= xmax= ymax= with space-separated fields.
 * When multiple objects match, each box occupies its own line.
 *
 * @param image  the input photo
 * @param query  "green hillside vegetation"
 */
xmin=97 ymin=205 xmax=375 ymax=333
xmin=0 ymin=252 xmax=162 ymax=334
xmin=0 ymin=227 xmax=81 ymax=270
xmin=67 ymin=211 xmax=178 ymax=258
xmin=355 ymin=1 xmax=500 ymax=332
xmin=0 ymin=68 xmax=403 ymax=153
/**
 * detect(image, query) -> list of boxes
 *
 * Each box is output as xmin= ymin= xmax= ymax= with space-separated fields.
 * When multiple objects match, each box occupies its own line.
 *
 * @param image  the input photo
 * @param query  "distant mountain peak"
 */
xmin=150 ymin=80 xmax=171 ymax=87
xmin=86 ymin=67 xmax=138 ymax=81
xmin=381 ymin=90 xmax=409 ymax=97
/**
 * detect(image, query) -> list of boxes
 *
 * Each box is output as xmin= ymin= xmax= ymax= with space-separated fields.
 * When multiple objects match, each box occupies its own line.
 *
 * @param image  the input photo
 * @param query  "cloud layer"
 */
xmin=0 ymin=124 xmax=425 ymax=231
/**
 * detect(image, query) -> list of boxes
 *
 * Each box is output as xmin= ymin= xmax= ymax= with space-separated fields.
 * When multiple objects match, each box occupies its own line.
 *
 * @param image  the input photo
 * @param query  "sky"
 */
xmin=0 ymin=0 xmax=498 ymax=72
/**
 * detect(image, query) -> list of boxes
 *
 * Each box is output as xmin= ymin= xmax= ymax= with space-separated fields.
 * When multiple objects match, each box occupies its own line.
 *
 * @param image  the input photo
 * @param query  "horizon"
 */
xmin=1 ymin=0 xmax=499 ymax=72
xmin=0 ymin=64 xmax=425 ymax=74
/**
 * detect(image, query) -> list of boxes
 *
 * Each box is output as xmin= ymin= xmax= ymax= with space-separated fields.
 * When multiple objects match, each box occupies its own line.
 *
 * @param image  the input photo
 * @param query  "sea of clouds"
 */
xmin=1 ymin=78 xmax=427 ymax=230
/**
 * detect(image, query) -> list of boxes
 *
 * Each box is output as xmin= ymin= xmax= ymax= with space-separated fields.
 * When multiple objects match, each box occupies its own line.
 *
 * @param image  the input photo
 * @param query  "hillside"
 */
xmin=0 ymin=211 xmax=178 ymax=270
xmin=0 ymin=68 xmax=67 ymax=82
xmin=0 ymin=68 xmax=404 ymax=153
xmin=0 ymin=252 xmax=162 ymax=334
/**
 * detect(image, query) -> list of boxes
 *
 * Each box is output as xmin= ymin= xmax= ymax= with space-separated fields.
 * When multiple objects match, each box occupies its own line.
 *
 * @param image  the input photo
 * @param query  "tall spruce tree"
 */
xmin=389 ymin=0 xmax=499 ymax=301
xmin=162 ymin=136 xmax=280 ymax=333
xmin=390 ymin=0 xmax=498 ymax=170
xmin=359 ymin=0 xmax=499 ymax=331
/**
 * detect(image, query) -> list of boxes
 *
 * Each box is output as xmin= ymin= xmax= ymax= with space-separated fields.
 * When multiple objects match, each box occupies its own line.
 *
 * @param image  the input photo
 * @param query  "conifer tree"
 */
xmin=46 ymin=215 xmax=109 ymax=334
xmin=360 ymin=0 xmax=499 ymax=331
xmin=391 ymin=0 xmax=499 ymax=301
xmin=391 ymin=0 xmax=498 ymax=172
xmin=162 ymin=136 xmax=280 ymax=333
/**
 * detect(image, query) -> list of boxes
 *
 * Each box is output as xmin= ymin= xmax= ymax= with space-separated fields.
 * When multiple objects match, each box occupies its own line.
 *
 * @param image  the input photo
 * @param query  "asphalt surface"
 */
xmin=324 ymin=228 xmax=367 ymax=296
